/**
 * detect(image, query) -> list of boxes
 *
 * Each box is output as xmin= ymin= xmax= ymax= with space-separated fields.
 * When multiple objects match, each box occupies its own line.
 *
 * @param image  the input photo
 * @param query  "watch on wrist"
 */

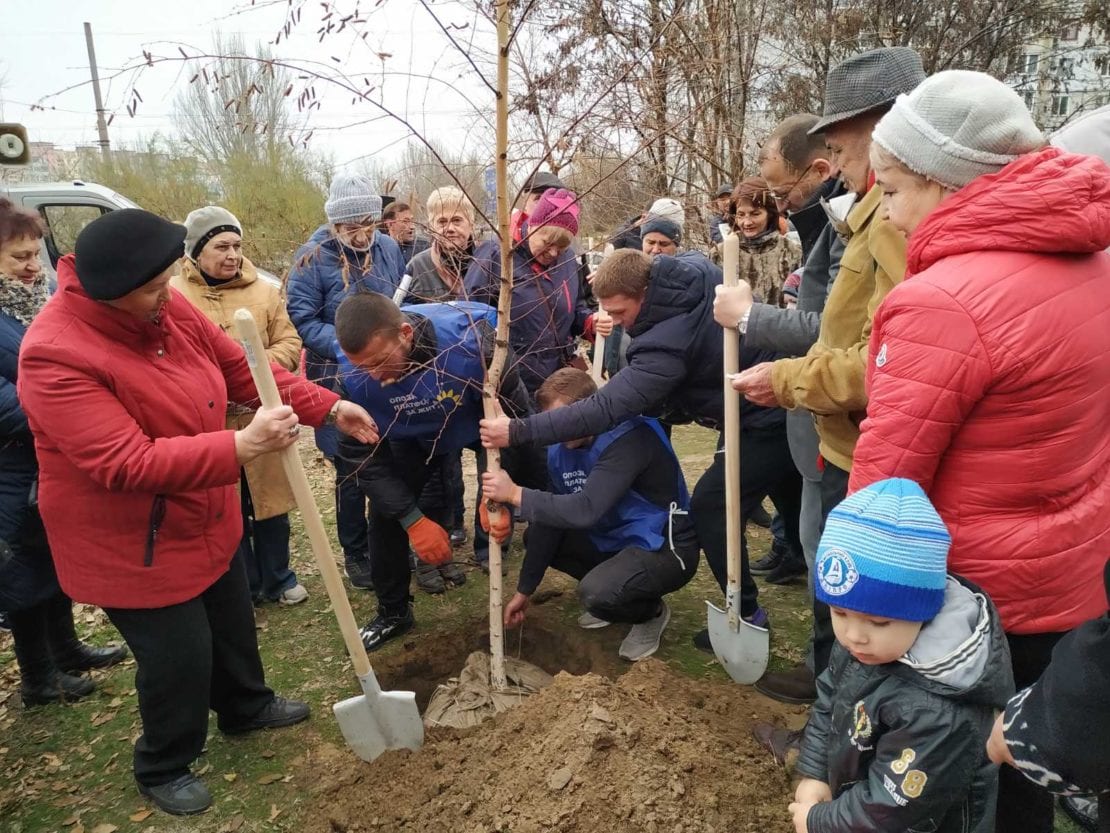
xmin=325 ymin=401 xmax=341 ymax=425
xmin=737 ymin=310 xmax=751 ymax=335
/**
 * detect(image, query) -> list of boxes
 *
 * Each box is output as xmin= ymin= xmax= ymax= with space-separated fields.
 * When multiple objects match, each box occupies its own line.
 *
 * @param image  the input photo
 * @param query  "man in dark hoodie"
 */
xmin=480 ymin=248 xmax=803 ymax=643
xmin=792 ymin=478 xmax=1013 ymax=833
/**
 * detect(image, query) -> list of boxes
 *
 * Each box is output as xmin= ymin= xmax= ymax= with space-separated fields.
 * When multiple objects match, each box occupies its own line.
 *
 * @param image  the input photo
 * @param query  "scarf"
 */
xmin=0 ymin=272 xmax=49 ymax=327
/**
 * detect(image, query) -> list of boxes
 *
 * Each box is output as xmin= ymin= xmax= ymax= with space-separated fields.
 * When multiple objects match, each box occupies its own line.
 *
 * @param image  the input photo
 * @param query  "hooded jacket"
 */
xmin=286 ymin=224 xmax=405 ymax=388
xmin=464 ymin=235 xmax=591 ymax=393
xmin=171 ymin=256 xmax=301 ymax=520
xmin=509 ymin=252 xmax=782 ymax=447
xmin=798 ymin=577 xmax=1015 ymax=833
xmin=16 ymin=255 xmax=337 ymax=609
xmin=850 ymin=148 xmax=1110 ymax=635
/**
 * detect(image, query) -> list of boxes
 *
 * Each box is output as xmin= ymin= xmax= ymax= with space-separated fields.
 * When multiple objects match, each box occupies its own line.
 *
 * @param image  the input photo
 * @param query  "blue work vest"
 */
xmin=337 ymin=301 xmax=496 ymax=453
xmin=547 ymin=416 xmax=689 ymax=552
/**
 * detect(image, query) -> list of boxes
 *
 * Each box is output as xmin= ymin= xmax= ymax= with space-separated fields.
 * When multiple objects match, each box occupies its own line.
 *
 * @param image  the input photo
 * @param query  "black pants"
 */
xmin=238 ymin=471 xmax=295 ymax=601
xmin=334 ymin=451 xmax=370 ymax=563
xmin=996 ymin=630 xmax=1068 ymax=833
xmin=525 ymin=525 xmax=698 ymax=623
xmin=368 ymin=453 xmax=452 ymax=615
xmin=695 ymin=426 xmax=803 ymax=618
xmin=105 ymin=555 xmax=273 ymax=787
xmin=812 ymin=461 xmax=849 ymax=674
xmin=8 ymin=591 xmax=81 ymax=686
xmin=443 ymin=451 xmax=466 ymax=529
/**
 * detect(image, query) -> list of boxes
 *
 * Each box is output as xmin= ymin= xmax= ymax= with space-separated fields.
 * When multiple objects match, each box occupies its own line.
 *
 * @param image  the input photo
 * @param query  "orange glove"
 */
xmin=479 ymin=499 xmax=512 ymax=545
xmin=406 ymin=517 xmax=452 ymax=565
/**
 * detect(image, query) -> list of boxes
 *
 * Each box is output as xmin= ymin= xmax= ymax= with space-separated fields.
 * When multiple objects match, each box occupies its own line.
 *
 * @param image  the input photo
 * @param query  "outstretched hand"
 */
xmin=335 ymin=401 xmax=379 ymax=444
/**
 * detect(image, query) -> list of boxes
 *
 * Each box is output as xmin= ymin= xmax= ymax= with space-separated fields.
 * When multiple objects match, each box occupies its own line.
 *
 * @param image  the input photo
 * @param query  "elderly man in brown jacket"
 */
xmin=171 ymin=206 xmax=307 ymax=606
xmin=721 ymin=48 xmax=922 ymax=710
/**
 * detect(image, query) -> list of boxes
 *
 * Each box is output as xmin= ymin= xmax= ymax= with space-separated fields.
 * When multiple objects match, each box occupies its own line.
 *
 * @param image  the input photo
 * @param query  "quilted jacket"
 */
xmin=850 ymin=147 xmax=1110 ymax=635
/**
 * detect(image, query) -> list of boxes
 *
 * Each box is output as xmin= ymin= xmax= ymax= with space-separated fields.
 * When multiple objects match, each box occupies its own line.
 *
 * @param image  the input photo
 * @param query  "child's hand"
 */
xmin=794 ymin=778 xmax=832 ymax=806
xmin=788 ymin=801 xmax=814 ymax=833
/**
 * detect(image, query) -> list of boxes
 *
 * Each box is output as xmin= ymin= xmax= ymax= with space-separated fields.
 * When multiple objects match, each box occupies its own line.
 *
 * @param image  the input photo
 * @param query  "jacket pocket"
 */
xmin=144 ymin=495 xmax=167 ymax=567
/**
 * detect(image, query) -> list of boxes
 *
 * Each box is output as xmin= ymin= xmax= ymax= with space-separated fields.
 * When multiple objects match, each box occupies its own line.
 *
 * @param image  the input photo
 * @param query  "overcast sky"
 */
xmin=1 ymin=0 xmax=501 ymax=171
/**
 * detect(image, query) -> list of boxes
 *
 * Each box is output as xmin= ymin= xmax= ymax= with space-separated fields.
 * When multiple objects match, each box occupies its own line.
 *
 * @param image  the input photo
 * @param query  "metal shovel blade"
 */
xmin=705 ymin=600 xmax=770 ymax=685
xmin=333 ymin=670 xmax=424 ymax=762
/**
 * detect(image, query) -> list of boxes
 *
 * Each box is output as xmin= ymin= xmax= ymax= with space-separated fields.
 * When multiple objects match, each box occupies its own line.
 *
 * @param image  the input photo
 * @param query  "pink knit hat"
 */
xmin=529 ymin=188 xmax=580 ymax=236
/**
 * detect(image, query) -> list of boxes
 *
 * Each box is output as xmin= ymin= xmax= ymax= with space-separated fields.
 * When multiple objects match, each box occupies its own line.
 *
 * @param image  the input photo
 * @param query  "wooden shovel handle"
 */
xmin=591 ymin=305 xmax=608 ymax=385
xmin=721 ymin=234 xmax=742 ymax=630
xmin=233 ymin=309 xmax=373 ymax=678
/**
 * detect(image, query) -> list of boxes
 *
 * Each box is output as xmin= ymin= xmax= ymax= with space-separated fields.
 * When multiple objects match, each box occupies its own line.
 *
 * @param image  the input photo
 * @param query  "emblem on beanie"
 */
xmin=876 ymin=343 xmax=888 ymax=368
xmin=817 ymin=548 xmax=859 ymax=596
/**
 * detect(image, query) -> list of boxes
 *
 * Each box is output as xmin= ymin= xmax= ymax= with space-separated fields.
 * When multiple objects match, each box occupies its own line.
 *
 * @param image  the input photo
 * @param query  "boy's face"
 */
xmin=830 ymin=607 xmax=923 ymax=665
xmin=543 ymin=397 xmax=591 ymax=449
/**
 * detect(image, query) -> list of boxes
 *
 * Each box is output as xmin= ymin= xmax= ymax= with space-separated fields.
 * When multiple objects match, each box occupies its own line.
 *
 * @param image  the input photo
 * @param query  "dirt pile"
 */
xmin=312 ymin=660 xmax=794 ymax=833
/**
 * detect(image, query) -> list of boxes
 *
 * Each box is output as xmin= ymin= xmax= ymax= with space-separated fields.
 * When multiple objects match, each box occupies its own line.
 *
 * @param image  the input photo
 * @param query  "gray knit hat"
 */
xmin=810 ymin=47 xmax=925 ymax=135
xmin=872 ymin=70 xmax=1045 ymax=190
xmin=183 ymin=206 xmax=242 ymax=261
xmin=325 ymin=173 xmax=383 ymax=223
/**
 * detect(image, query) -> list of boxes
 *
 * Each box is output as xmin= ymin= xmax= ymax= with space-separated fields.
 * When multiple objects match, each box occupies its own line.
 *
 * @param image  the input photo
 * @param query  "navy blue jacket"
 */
xmin=286 ymin=225 xmax=405 ymax=388
xmin=464 ymin=236 xmax=591 ymax=394
xmin=510 ymin=252 xmax=783 ymax=447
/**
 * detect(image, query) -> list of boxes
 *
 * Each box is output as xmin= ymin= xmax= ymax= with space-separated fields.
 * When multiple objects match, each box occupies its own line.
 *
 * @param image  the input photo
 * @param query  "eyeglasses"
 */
xmin=768 ymin=163 xmax=815 ymax=204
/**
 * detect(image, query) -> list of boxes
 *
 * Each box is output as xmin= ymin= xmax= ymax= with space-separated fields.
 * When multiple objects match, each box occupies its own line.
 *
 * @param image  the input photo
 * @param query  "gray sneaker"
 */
xmin=577 ymin=611 xmax=611 ymax=629
xmin=138 ymin=773 xmax=212 ymax=816
xmin=618 ymin=602 xmax=670 ymax=661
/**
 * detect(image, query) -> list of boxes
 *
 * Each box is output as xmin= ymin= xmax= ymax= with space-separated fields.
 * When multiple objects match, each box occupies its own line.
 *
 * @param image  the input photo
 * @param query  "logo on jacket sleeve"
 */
xmin=875 ymin=343 xmax=888 ymax=368
xmin=817 ymin=548 xmax=859 ymax=596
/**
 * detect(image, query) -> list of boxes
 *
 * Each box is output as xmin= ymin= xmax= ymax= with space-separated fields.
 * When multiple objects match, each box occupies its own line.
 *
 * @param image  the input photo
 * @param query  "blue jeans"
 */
xmin=238 ymin=471 xmax=296 ymax=601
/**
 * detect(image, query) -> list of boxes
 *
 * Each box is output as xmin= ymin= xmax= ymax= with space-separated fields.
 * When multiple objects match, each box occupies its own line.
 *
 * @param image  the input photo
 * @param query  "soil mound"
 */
xmin=313 ymin=659 xmax=793 ymax=833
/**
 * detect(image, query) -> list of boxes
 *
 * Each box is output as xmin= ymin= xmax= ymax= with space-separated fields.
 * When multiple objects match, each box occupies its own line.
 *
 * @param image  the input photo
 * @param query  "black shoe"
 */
xmin=1060 ymin=796 xmax=1099 ymax=833
xmin=749 ymin=504 xmax=773 ymax=528
xmin=219 ymin=695 xmax=311 ymax=735
xmin=755 ymin=664 xmax=818 ymax=705
xmin=694 ymin=608 xmax=769 ymax=654
xmin=360 ymin=607 xmax=415 ymax=652
xmin=750 ymin=541 xmax=788 ymax=575
xmin=693 ymin=628 xmax=713 ymax=653
xmin=764 ymin=554 xmax=808 ymax=585
xmin=449 ymin=527 xmax=468 ymax=547
xmin=439 ymin=561 xmax=467 ymax=587
xmin=345 ymin=557 xmax=375 ymax=591
xmin=138 ymin=774 xmax=212 ymax=816
xmin=414 ymin=559 xmax=446 ymax=594
xmin=53 ymin=641 xmax=129 ymax=673
xmin=0 ymin=611 xmax=9 ymax=632
xmin=21 ymin=670 xmax=96 ymax=706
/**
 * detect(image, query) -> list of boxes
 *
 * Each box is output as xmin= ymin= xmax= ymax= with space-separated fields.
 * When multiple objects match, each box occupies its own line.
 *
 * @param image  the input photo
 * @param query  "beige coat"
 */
xmin=171 ymin=257 xmax=302 ymax=519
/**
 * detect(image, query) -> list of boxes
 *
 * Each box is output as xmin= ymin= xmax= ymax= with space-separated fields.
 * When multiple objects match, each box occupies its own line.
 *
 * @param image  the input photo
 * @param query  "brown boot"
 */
xmin=752 ymin=723 xmax=804 ymax=768
xmin=754 ymin=663 xmax=817 ymax=704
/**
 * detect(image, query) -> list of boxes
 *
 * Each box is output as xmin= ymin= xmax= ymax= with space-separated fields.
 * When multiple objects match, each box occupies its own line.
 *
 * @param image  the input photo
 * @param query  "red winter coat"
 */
xmin=850 ymin=148 xmax=1110 ymax=635
xmin=17 ymin=255 xmax=338 ymax=609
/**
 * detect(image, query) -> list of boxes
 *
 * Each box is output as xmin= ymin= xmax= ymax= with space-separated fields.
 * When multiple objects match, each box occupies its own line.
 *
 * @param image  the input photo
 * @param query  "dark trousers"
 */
xmin=525 ymin=525 xmax=698 ymax=623
xmin=369 ymin=454 xmax=452 ymax=615
xmin=105 ymin=556 xmax=273 ymax=787
xmin=8 ymin=591 xmax=81 ymax=686
xmin=444 ymin=451 xmax=466 ymax=529
xmin=812 ymin=461 xmax=850 ymax=674
xmin=334 ymin=451 xmax=371 ymax=563
xmin=996 ymin=630 xmax=1068 ymax=833
xmin=237 ymin=471 xmax=295 ymax=601
xmin=695 ymin=426 xmax=803 ymax=618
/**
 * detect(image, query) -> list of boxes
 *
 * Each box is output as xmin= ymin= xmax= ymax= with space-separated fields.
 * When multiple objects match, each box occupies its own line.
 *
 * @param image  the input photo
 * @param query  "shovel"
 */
xmin=705 ymin=233 xmax=770 ymax=685
xmin=591 ymin=305 xmax=609 ymax=385
xmin=233 ymin=309 xmax=424 ymax=761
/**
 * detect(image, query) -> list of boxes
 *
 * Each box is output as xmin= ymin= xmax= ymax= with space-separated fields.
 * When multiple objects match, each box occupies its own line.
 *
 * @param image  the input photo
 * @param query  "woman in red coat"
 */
xmin=851 ymin=70 xmax=1110 ymax=833
xmin=17 ymin=209 xmax=378 ymax=816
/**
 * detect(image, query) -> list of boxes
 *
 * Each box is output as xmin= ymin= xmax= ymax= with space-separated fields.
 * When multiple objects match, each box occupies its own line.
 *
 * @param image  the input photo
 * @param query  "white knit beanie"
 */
xmin=183 ymin=206 xmax=241 ymax=261
xmin=872 ymin=70 xmax=1045 ymax=190
xmin=325 ymin=173 xmax=383 ymax=223
xmin=646 ymin=197 xmax=685 ymax=229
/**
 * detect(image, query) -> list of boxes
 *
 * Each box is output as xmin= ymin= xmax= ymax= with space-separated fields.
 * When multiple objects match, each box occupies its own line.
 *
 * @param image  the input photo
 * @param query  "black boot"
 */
xmin=45 ymin=593 xmax=129 ymax=672
xmin=8 ymin=601 xmax=96 ymax=706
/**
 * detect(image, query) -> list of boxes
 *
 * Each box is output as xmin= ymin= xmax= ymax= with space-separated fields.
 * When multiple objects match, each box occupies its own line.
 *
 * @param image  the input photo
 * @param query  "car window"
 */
xmin=39 ymin=204 xmax=109 ymax=265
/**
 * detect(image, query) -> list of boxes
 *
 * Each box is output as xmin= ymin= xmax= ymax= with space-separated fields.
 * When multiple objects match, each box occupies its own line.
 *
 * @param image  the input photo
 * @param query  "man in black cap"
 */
xmin=706 ymin=184 xmax=733 ymax=245
xmin=722 ymin=47 xmax=922 ymax=710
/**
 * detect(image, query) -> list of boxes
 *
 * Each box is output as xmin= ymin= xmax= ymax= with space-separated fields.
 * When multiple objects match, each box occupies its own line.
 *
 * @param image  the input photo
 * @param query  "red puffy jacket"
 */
xmin=17 ymin=255 xmax=338 ymax=609
xmin=851 ymin=148 xmax=1110 ymax=635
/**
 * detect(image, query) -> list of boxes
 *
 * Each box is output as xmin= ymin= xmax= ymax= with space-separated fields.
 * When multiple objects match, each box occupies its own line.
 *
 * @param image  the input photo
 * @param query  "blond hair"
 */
xmin=425 ymin=187 xmax=474 ymax=224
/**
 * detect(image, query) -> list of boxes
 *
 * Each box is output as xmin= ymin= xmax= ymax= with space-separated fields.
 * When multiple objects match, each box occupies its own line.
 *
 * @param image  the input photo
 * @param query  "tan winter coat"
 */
xmin=739 ymin=231 xmax=802 ymax=308
xmin=770 ymin=184 xmax=906 ymax=472
xmin=171 ymin=257 xmax=302 ymax=520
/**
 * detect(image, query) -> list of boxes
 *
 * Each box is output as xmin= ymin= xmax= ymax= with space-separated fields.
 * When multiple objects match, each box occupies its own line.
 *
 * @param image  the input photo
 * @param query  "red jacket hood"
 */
xmin=908 ymin=147 xmax=1110 ymax=275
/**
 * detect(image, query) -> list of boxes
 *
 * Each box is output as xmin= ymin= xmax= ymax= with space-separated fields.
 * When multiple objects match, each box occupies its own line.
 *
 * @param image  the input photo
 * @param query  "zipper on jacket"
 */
xmin=144 ymin=495 xmax=166 ymax=567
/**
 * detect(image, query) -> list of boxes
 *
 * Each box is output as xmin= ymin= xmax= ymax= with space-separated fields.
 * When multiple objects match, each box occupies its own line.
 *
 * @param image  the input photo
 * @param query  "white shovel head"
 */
xmin=705 ymin=600 xmax=770 ymax=685
xmin=333 ymin=670 xmax=424 ymax=762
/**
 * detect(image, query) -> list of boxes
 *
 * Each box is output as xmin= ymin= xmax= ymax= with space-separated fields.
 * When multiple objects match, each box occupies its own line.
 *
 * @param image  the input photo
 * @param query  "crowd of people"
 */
xmin=2 ymin=43 xmax=1109 ymax=831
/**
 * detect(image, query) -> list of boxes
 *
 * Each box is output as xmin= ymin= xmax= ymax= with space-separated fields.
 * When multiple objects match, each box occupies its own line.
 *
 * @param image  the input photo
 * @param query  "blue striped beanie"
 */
xmin=815 ymin=478 xmax=950 ymax=622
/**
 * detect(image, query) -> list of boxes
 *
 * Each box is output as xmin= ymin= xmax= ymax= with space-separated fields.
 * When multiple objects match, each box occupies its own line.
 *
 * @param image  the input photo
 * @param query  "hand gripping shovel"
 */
xmin=705 ymin=234 xmax=770 ymax=685
xmin=234 ymin=310 xmax=423 ymax=761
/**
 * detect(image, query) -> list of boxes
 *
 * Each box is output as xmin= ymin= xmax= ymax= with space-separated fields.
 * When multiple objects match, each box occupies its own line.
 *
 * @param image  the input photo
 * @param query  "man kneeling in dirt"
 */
xmin=480 ymin=368 xmax=698 ymax=662
xmin=334 ymin=293 xmax=541 ymax=651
